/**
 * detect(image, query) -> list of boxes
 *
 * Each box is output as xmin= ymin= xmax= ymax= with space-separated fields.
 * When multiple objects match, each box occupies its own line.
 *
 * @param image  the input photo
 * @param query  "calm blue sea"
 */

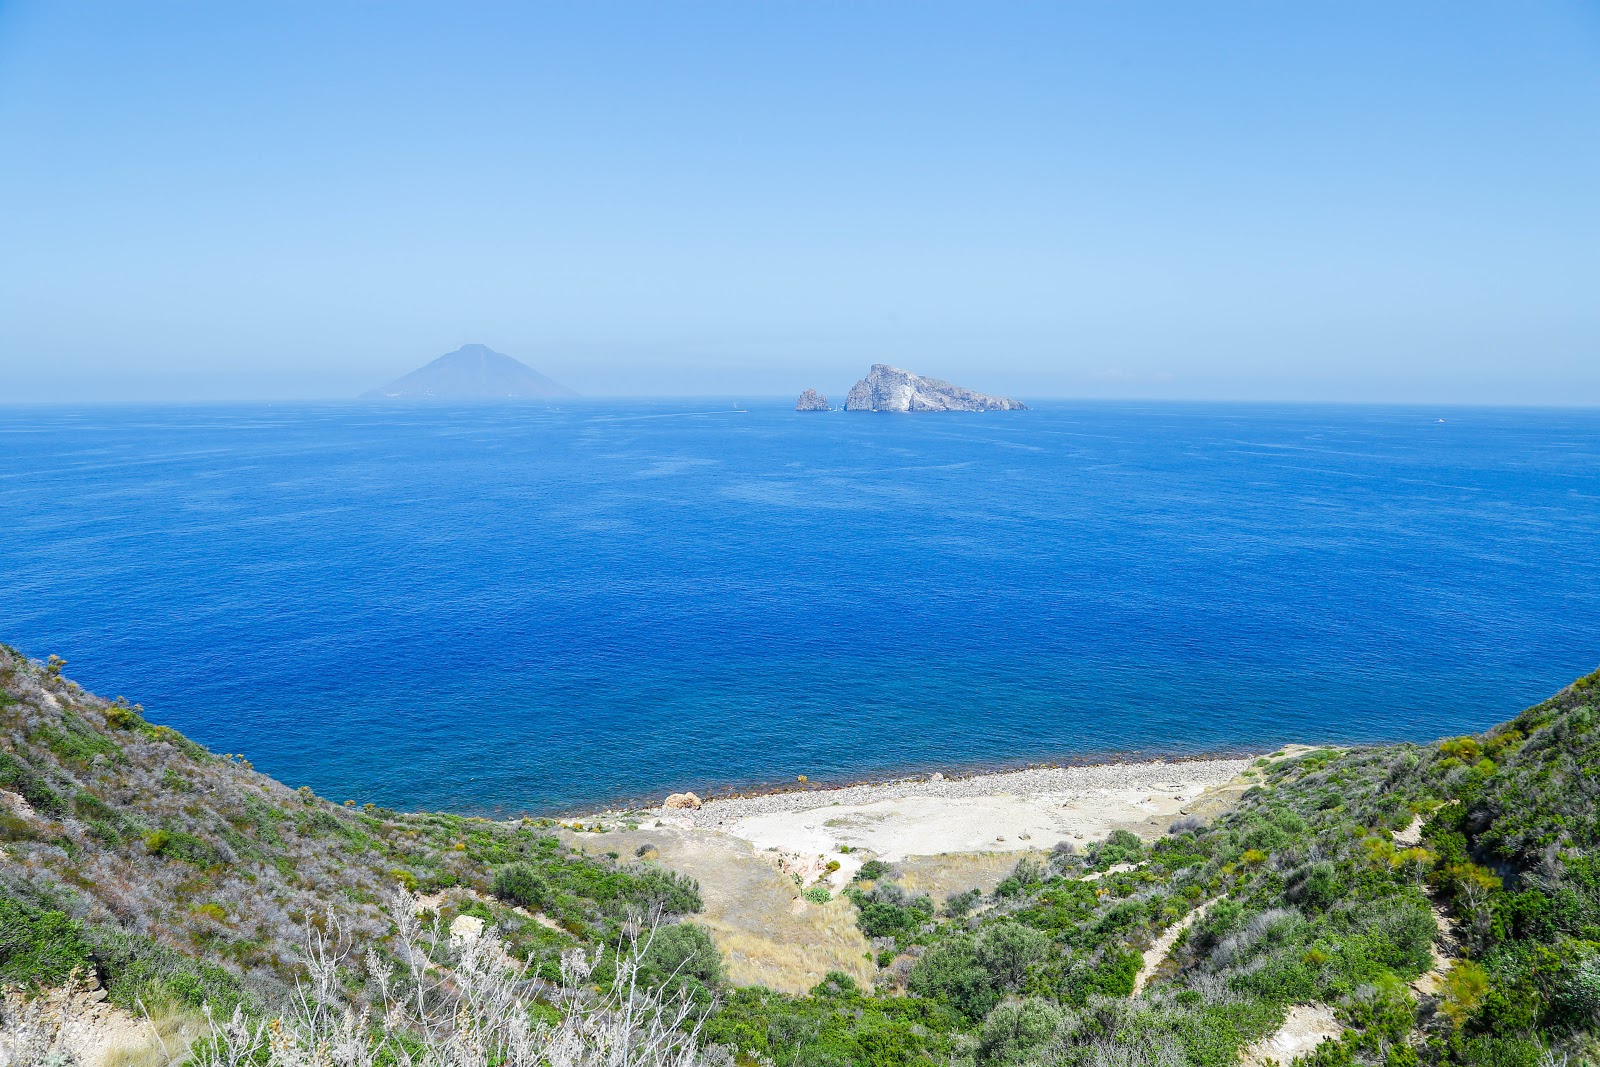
xmin=2 ymin=400 xmax=1598 ymax=815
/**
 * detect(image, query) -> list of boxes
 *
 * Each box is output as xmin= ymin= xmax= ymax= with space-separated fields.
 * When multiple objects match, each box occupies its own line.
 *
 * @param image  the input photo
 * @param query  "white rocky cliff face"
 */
xmin=842 ymin=364 xmax=1026 ymax=412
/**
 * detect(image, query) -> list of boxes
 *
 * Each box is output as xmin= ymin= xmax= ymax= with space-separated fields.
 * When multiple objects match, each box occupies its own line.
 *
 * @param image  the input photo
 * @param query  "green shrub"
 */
xmin=0 ymin=751 xmax=64 ymax=815
xmin=144 ymin=828 xmax=218 ymax=866
xmin=977 ymin=997 xmax=1065 ymax=1065
xmin=621 ymin=865 xmax=702 ymax=914
xmin=83 ymin=925 xmax=244 ymax=1013
xmin=493 ymin=863 xmax=550 ymax=908
xmin=854 ymin=859 xmax=892 ymax=882
xmin=973 ymin=921 xmax=1048 ymax=991
xmin=0 ymin=896 xmax=92 ymax=988
xmin=908 ymin=935 xmax=1000 ymax=1022
xmin=36 ymin=720 xmax=121 ymax=765
xmin=1058 ymin=948 xmax=1140 ymax=1005
xmin=851 ymin=885 xmax=934 ymax=940
xmin=1089 ymin=828 xmax=1144 ymax=870
xmin=632 ymin=922 xmax=724 ymax=1003
xmin=1438 ymin=958 xmax=1490 ymax=1027
xmin=943 ymin=888 xmax=982 ymax=918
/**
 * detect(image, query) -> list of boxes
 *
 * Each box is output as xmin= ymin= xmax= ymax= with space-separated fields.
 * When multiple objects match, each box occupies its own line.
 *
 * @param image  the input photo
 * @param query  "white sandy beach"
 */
xmin=565 ymin=754 xmax=1282 ymax=989
xmin=696 ymin=759 xmax=1253 ymax=863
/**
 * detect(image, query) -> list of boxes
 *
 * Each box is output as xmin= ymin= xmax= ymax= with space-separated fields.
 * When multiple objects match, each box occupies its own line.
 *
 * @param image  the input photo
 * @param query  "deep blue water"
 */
xmin=2 ymin=400 xmax=1597 ymax=815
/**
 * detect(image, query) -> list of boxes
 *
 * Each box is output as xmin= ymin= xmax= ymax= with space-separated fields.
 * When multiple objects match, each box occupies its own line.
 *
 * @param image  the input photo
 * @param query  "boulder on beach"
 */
xmin=663 ymin=791 xmax=703 ymax=810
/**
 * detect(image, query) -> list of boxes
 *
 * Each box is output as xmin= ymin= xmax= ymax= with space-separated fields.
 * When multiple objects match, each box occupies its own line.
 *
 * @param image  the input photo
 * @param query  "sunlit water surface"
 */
xmin=3 ymin=400 xmax=1597 ymax=814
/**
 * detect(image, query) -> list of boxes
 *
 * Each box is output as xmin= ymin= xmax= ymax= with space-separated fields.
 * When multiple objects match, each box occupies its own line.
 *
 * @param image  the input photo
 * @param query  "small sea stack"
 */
xmin=795 ymin=389 xmax=831 ymax=411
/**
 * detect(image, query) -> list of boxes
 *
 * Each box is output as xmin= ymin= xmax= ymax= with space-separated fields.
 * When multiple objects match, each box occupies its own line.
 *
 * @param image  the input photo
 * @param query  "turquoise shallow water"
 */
xmin=2 ymin=400 xmax=1597 ymax=815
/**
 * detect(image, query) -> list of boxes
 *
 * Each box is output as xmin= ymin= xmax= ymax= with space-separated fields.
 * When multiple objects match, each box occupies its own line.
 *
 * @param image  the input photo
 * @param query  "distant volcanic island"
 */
xmin=363 ymin=344 xmax=577 ymax=399
xmin=797 ymin=364 xmax=1025 ymax=412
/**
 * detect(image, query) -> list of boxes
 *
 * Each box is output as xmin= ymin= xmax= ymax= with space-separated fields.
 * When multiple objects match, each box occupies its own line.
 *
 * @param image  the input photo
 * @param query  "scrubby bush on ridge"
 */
xmin=0 ymin=645 xmax=707 ymax=1019
xmin=187 ymin=892 xmax=719 ymax=1067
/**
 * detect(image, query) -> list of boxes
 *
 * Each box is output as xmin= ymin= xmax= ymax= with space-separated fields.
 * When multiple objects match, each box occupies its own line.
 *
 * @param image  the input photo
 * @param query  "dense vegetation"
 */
xmin=697 ymin=671 xmax=1600 ymax=1067
xmin=0 ymin=644 xmax=705 ymax=1021
xmin=5 ymin=643 xmax=1600 ymax=1066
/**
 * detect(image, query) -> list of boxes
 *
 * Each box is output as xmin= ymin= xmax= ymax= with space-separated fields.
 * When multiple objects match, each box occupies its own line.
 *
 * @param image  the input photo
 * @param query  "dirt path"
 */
xmin=1390 ymin=815 xmax=1460 ymax=996
xmin=0 ymin=974 xmax=201 ymax=1067
xmin=1393 ymin=814 xmax=1425 ymax=847
xmin=1412 ymin=897 xmax=1461 ymax=995
xmin=1239 ymin=1004 xmax=1341 ymax=1066
xmin=1132 ymin=898 xmax=1216 ymax=996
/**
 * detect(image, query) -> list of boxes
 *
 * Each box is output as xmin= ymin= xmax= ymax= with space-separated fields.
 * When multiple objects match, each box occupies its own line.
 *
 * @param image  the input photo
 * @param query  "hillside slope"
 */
xmin=0 ymin=644 xmax=701 ymax=1020
xmin=699 ymin=670 xmax=1600 ymax=1067
xmin=4 ymin=644 xmax=1600 ymax=1067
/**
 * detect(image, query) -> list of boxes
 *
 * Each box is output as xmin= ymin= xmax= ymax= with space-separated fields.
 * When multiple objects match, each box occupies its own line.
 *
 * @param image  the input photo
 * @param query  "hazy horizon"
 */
xmin=2 ymin=2 xmax=1597 ymax=405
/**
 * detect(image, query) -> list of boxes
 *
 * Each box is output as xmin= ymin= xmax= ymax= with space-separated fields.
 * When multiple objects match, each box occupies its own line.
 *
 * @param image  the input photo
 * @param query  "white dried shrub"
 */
xmin=192 ymin=890 xmax=713 ymax=1067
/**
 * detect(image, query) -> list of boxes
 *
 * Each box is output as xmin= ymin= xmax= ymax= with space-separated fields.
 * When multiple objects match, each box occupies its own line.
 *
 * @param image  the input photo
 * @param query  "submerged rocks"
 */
xmin=663 ymin=791 xmax=703 ymax=810
xmin=795 ymin=389 xmax=831 ymax=412
xmin=843 ymin=364 xmax=1026 ymax=412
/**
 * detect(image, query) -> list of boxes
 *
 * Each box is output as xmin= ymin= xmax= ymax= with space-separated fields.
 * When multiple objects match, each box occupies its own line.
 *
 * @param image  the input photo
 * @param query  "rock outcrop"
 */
xmin=663 ymin=791 xmax=704 ymax=810
xmin=795 ymin=389 xmax=831 ymax=412
xmin=843 ymin=364 xmax=1025 ymax=412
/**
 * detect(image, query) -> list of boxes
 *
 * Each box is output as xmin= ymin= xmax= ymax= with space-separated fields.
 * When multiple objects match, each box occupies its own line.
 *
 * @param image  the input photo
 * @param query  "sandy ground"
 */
xmin=0 ymin=975 xmax=201 ymax=1067
xmin=565 ymin=753 xmax=1279 ymax=992
xmin=1240 ymin=1004 xmax=1342 ymax=1066
xmin=676 ymin=756 xmax=1256 ymax=863
xmin=567 ymin=822 xmax=878 ymax=991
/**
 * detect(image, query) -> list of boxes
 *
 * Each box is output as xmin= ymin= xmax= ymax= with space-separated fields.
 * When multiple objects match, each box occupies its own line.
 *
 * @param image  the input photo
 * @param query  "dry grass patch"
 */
xmin=895 ymin=851 xmax=1037 ymax=904
xmin=564 ymin=825 xmax=875 ymax=993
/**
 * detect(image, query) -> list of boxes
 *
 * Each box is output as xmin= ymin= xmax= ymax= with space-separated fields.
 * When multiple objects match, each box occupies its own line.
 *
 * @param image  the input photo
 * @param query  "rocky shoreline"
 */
xmin=670 ymin=756 xmax=1255 ymax=829
xmin=556 ymin=748 xmax=1277 ymax=824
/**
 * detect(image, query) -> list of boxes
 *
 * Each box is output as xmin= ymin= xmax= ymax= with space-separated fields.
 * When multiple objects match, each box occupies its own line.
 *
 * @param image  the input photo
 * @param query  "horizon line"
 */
xmin=3 ymin=395 xmax=1599 ymax=412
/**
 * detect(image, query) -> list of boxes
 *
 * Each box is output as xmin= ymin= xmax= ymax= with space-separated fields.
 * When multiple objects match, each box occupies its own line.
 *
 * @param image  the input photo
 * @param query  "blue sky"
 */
xmin=1 ymin=2 xmax=1596 ymax=402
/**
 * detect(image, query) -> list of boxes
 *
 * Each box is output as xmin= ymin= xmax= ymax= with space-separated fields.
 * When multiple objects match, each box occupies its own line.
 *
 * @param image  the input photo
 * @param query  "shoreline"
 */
xmin=557 ymin=750 xmax=1293 ymax=989
xmin=675 ymin=754 xmax=1265 ymax=825
xmin=660 ymin=754 xmax=1268 ymax=860
xmin=558 ymin=744 xmax=1294 ymax=821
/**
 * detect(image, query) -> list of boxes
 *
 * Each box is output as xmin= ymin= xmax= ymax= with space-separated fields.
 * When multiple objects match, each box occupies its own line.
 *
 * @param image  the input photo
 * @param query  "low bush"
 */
xmin=0 ymin=896 xmax=91 ymax=988
xmin=493 ymin=862 xmax=550 ymax=908
xmin=850 ymin=883 xmax=934 ymax=941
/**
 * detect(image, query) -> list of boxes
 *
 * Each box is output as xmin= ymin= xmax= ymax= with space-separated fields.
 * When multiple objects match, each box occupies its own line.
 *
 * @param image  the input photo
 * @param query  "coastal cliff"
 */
xmin=843 ymin=364 xmax=1026 ymax=412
